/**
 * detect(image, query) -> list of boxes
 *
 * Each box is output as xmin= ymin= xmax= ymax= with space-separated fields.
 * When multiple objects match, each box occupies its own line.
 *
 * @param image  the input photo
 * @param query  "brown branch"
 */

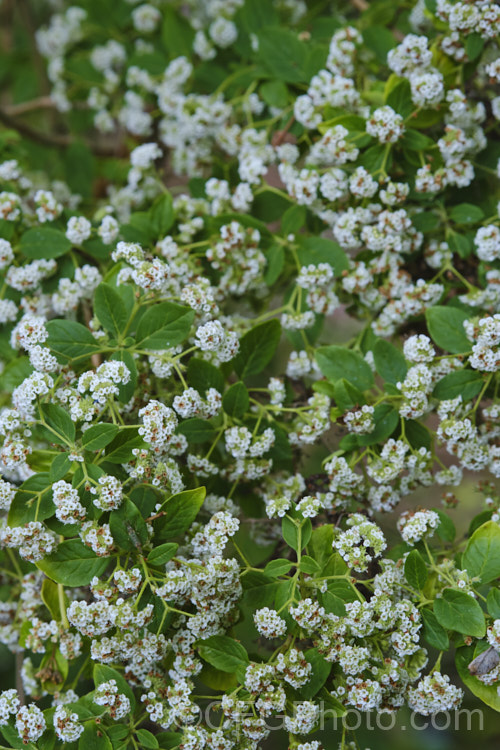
xmin=0 ymin=106 xmax=73 ymax=147
xmin=6 ymin=96 xmax=56 ymax=116
xmin=145 ymin=511 xmax=166 ymax=522
xmin=0 ymin=106 xmax=124 ymax=157
xmin=16 ymin=651 xmax=25 ymax=705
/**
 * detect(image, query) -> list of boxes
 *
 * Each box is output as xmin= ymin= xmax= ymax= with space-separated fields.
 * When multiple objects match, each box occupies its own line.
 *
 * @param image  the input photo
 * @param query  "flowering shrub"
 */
xmin=1 ymin=0 xmax=500 ymax=748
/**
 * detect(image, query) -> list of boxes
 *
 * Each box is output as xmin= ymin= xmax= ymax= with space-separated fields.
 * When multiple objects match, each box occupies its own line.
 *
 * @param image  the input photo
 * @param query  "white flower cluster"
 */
xmin=397 ymin=509 xmax=440 ymax=545
xmin=333 ymin=513 xmax=387 ymax=571
xmin=94 ymin=679 xmax=131 ymax=719
xmin=253 ymin=608 xmax=287 ymax=638
xmin=53 ymin=705 xmax=83 ymax=742
xmin=52 ymin=480 xmax=86 ymax=523
xmin=407 ymin=672 xmax=463 ymax=715
xmin=467 ymin=315 xmax=500 ymax=372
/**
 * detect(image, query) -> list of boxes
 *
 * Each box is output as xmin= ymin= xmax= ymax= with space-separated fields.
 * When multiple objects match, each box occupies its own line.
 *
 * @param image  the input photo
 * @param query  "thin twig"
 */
xmin=16 ymin=651 xmax=25 ymax=705
xmin=145 ymin=511 xmax=166 ymax=522
xmin=6 ymin=96 xmax=55 ymax=116
xmin=0 ymin=106 xmax=123 ymax=157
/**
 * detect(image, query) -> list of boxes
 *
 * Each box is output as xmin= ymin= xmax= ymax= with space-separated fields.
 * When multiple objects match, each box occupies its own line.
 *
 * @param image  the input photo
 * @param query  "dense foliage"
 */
xmin=1 ymin=0 xmax=500 ymax=748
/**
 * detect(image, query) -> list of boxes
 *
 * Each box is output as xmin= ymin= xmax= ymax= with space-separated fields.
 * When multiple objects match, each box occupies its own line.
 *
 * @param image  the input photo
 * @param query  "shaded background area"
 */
xmin=0 ymin=0 xmax=499 ymax=746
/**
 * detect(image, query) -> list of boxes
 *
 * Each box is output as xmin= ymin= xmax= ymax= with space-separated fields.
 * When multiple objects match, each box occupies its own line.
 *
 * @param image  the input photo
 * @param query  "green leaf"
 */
xmin=264 ymin=244 xmax=285 ymax=286
xmin=20 ymin=227 xmax=71 ymax=259
xmin=282 ymin=204 xmax=306 ymax=235
xmin=433 ymin=370 xmax=483 ymax=401
xmin=412 ymin=212 xmax=439 ymax=232
xmin=8 ymin=473 xmax=53 ymax=525
xmin=385 ymin=78 xmax=413 ymax=118
xmin=94 ymin=283 xmax=128 ymax=337
xmin=448 ymin=231 xmax=472 ymax=259
xmin=362 ymin=25 xmax=395 ymax=62
xmin=111 ymin=349 xmax=138 ymax=403
xmin=404 ymin=549 xmax=428 ymax=590
xmin=465 ymin=33 xmax=485 ymax=61
xmin=155 ymin=487 xmax=206 ymax=541
xmin=404 ymin=419 xmax=431 ymax=450
xmin=136 ymin=729 xmax=159 ymax=749
xmin=434 ymin=588 xmax=485 ymax=638
xmin=357 ymin=404 xmax=399 ymax=446
xmin=456 ymin=644 xmax=500 ymax=712
xmin=103 ymin=428 xmax=145 ymax=463
xmin=400 ymin=129 xmax=435 ymax=151
xmin=260 ymin=80 xmax=289 ymax=109
xmin=197 ymin=635 xmax=249 ymax=673
xmin=309 ymin=526 xmax=337 ymax=571
xmin=234 ymin=320 xmax=281 ymax=378
xmin=315 ymin=345 xmax=374 ymax=391
xmin=373 ymin=339 xmax=407 ymax=384
xmin=469 ymin=510 xmax=493 ymax=537
xmin=252 ymin=191 xmax=290 ymax=222
xmin=42 ymin=578 xmax=66 ymax=622
xmin=187 ymin=358 xmax=225 ymax=394
xmin=94 ymin=664 xmax=136 ymax=710
xmin=326 ymin=578 xmax=358 ymax=604
xmin=46 ymin=319 xmax=103 ymax=363
xmin=106 ymin=725 xmax=129 ymax=744
xmin=360 ymin=143 xmax=392 ymax=172
xmin=425 ymin=306 xmax=471 ymax=354
xmin=421 ymin=608 xmax=449 ymax=651
xmin=177 ymin=418 xmax=216 ymax=444
xmin=109 ymin=498 xmax=148 ymax=552
xmin=83 ymin=237 xmax=110 ymax=260
xmin=282 ymin=516 xmax=312 ymax=552
xmin=37 ymin=540 xmax=109 ymax=585
xmin=449 ymin=203 xmax=485 ymax=225
xmin=135 ymin=302 xmax=194 ymax=350
xmin=147 ymin=543 xmax=178 ymax=566
xmin=332 ymin=379 xmax=364 ymax=412
xmin=435 ymin=509 xmax=456 ymax=542
xmin=299 ymin=555 xmax=321 ymax=574
xmin=82 ymin=423 xmax=120 ymax=451
xmin=300 ymin=649 xmax=332 ymax=699
xmin=320 ymin=589 xmax=347 ymax=616
xmin=149 ymin=192 xmax=174 ymax=236
xmin=487 ymin=589 xmax=500 ymax=619
xmin=463 ymin=521 xmax=500 ymax=584
xmin=40 ymin=403 xmax=75 ymax=445
xmin=49 ymin=452 xmax=71 ymax=481
xmin=199 ymin=662 xmax=238 ymax=691
xmin=122 ymin=211 xmax=153 ymax=244
xmin=222 ymin=382 xmax=249 ymax=418
xmin=0 ymin=357 xmax=33 ymax=391
xmin=71 ymin=695 xmax=106 ymax=722
xmin=156 ymin=732 xmax=183 ymax=749
xmin=257 ymin=27 xmax=307 ymax=83
xmin=242 ymin=571 xmax=281 ymax=608
xmin=161 ymin=5 xmax=194 ymax=59
xmin=297 ymin=237 xmax=349 ymax=275
xmin=65 ymin=140 xmax=94 ymax=198
xmin=263 ymin=559 xmax=293 ymax=578
xmin=238 ymin=0 xmax=279 ymax=32
xmin=0 ymin=724 xmax=25 ymax=750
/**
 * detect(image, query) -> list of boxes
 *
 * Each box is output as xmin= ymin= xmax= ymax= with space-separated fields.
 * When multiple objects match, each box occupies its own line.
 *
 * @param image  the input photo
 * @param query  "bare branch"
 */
xmin=6 ymin=96 xmax=56 ymax=116
xmin=0 ymin=106 xmax=124 ymax=157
